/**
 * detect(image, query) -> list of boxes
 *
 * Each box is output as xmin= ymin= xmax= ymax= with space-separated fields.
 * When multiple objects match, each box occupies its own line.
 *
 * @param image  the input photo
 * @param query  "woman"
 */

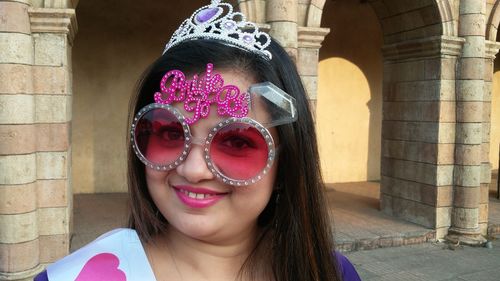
xmin=35 ymin=1 xmax=361 ymax=280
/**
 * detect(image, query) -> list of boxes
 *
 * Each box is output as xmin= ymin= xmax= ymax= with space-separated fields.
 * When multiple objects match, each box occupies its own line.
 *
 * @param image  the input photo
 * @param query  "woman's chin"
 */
xmin=170 ymin=219 xmax=223 ymax=241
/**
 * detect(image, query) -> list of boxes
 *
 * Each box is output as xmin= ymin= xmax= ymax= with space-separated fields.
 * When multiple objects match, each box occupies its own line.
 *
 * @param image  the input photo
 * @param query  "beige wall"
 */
xmin=317 ymin=0 xmax=383 ymax=183
xmin=72 ymin=0 xmax=203 ymax=193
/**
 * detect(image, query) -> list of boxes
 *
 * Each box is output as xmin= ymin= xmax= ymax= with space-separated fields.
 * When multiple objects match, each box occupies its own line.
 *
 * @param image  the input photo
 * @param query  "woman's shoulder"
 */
xmin=335 ymin=251 xmax=362 ymax=281
xmin=35 ymin=228 xmax=157 ymax=281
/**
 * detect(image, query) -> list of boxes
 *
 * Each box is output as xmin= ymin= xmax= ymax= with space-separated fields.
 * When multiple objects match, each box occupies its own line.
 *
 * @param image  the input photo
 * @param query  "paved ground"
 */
xmin=326 ymin=182 xmax=436 ymax=252
xmin=345 ymin=239 xmax=500 ymax=281
xmin=71 ymin=171 xmax=500 ymax=280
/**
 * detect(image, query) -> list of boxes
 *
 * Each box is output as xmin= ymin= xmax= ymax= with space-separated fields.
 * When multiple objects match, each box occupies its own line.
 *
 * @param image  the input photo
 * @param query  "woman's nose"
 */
xmin=175 ymin=144 xmax=214 ymax=183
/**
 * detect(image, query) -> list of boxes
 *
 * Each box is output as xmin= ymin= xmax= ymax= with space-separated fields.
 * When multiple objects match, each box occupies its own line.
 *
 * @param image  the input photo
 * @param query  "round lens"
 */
xmin=209 ymin=122 xmax=270 ymax=181
xmin=134 ymin=108 xmax=186 ymax=166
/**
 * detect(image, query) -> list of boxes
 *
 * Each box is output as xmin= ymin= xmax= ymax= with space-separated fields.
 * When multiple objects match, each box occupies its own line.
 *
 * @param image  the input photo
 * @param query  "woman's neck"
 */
xmin=146 ymin=226 xmax=265 ymax=281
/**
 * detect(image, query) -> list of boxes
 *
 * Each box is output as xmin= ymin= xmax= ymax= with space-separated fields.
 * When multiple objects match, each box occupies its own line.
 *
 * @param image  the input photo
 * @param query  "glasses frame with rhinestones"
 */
xmin=131 ymin=103 xmax=276 ymax=186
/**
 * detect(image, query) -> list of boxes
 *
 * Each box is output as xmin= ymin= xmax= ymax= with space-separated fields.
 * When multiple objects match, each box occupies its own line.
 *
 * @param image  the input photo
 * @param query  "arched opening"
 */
xmin=318 ymin=0 xmax=383 ymax=185
xmin=319 ymin=0 xmax=467 ymax=241
xmin=71 ymin=0 xmax=204 ymax=250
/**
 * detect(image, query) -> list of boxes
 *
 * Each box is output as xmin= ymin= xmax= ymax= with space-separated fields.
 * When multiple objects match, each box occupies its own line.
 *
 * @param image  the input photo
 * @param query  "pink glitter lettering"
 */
xmin=153 ymin=63 xmax=249 ymax=124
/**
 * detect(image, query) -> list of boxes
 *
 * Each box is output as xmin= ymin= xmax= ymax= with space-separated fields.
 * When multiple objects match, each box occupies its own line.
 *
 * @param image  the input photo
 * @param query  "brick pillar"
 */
xmin=0 ymin=3 xmax=76 ymax=280
xmin=479 ymin=41 xmax=500 ymax=234
xmin=447 ymin=0 xmax=487 ymax=245
xmin=0 ymin=1 xmax=41 ymax=280
xmin=30 ymin=7 xmax=77 ymax=271
xmin=266 ymin=0 xmax=298 ymax=59
xmin=380 ymin=36 xmax=464 ymax=239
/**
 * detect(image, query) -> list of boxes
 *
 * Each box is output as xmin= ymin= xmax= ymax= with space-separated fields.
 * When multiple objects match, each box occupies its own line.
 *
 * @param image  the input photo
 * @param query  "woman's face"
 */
xmin=145 ymin=69 xmax=278 ymax=244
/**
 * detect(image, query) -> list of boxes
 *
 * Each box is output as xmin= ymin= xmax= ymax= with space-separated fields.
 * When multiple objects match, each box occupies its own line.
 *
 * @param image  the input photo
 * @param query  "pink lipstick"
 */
xmin=173 ymin=185 xmax=227 ymax=208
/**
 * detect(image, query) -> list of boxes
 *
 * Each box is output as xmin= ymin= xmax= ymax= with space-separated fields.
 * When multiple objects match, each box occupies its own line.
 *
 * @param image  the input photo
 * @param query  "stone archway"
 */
xmin=369 ymin=0 xmax=499 ymax=243
xmin=315 ymin=0 xmax=498 ymax=242
xmin=370 ymin=0 xmax=461 ymax=240
xmin=314 ymin=0 xmax=460 ymax=239
xmin=239 ymin=0 xmax=478 ymax=241
xmin=487 ymin=0 xmax=500 ymax=42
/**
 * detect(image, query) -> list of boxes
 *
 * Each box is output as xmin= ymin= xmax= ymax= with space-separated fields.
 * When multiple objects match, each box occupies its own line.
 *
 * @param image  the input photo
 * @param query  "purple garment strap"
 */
xmin=335 ymin=251 xmax=362 ymax=281
xmin=33 ymin=270 xmax=49 ymax=281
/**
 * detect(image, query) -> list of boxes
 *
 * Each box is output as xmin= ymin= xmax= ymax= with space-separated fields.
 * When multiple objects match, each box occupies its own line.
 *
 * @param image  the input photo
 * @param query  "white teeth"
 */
xmin=180 ymin=189 xmax=213 ymax=200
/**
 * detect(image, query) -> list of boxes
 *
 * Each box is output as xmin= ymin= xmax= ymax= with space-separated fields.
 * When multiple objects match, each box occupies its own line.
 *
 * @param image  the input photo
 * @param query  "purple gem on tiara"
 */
xmin=196 ymin=7 xmax=219 ymax=23
xmin=242 ymin=34 xmax=254 ymax=44
xmin=222 ymin=21 xmax=237 ymax=31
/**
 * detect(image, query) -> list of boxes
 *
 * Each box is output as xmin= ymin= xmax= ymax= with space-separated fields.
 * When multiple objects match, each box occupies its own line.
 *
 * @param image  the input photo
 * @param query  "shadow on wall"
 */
xmin=317 ymin=0 xmax=383 ymax=183
xmin=71 ymin=0 xmax=205 ymax=193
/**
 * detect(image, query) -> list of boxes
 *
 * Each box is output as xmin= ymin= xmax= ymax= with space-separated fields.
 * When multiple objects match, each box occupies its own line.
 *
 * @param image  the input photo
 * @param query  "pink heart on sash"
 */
xmin=75 ymin=253 xmax=126 ymax=281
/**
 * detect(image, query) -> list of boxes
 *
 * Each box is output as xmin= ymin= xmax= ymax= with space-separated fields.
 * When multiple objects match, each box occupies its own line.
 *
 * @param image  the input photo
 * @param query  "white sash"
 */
xmin=47 ymin=228 xmax=157 ymax=281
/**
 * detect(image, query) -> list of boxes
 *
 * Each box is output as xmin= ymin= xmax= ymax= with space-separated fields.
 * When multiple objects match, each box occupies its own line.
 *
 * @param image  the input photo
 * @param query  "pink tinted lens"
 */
xmin=210 ymin=122 xmax=269 ymax=180
xmin=134 ymin=108 xmax=185 ymax=166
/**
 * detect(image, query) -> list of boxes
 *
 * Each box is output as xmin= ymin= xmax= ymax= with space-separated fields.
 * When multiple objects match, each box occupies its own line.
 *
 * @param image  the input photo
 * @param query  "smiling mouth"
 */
xmin=177 ymin=188 xmax=217 ymax=199
xmin=173 ymin=185 xmax=229 ymax=198
xmin=173 ymin=186 xmax=228 ymax=208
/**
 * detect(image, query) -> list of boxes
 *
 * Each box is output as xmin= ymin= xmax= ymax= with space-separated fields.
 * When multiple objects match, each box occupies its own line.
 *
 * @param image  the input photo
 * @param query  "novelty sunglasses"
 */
xmin=131 ymin=63 xmax=297 ymax=186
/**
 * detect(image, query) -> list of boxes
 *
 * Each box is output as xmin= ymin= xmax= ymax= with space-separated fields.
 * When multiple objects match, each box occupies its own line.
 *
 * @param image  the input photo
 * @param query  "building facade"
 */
xmin=0 ymin=0 xmax=500 ymax=280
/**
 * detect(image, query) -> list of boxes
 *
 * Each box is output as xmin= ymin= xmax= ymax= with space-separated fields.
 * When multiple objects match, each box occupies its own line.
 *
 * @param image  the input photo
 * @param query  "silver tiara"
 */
xmin=163 ymin=0 xmax=272 ymax=60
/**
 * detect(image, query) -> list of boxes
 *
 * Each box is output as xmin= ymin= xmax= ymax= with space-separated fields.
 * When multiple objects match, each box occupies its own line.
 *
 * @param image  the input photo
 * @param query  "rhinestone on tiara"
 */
xmin=163 ymin=0 xmax=272 ymax=60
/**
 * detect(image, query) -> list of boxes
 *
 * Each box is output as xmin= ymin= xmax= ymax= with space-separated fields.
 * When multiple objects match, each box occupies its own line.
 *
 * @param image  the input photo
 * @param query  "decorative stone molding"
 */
xmin=382 ymin=35 xmax=465 ymax=61
xmin=297 ymin=26 xmax=330 ymax=48
xmin=485 ymin=40 xmax=500 ymax=59
xmin=28 ymin=8 xmax=77 ymax=45
xmin=0 ymin=264 xmax=45 ymax=281
xmin=486 ymin=0 xmax=500 ymax=41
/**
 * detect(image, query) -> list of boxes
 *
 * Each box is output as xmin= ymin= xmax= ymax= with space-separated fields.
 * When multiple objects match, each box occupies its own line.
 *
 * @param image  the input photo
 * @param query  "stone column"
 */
xmin=380 ymin=36 xmax=464 ymax=239
xmin=266 ymin=0 xmax=298 ymax=59
xmin=447 ymin=0 xmax=487 ymax=245
xmin=0 ymin=3 xmax=76 ymax=280
xmin=30 ymin=7 xmax=77 ymax=271
xmin=297 ymin=27 xmax=329 ymax=117
xmin=0 ymin=1 xmax=40 ymax=280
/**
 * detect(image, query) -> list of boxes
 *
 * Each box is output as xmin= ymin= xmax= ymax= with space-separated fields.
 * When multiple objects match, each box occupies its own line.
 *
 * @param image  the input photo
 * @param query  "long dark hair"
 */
xmin=127 ymin=39 xmax=342 ymax=281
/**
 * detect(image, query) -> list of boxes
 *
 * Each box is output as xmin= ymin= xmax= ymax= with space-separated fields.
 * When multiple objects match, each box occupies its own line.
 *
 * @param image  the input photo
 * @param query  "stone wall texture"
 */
xmin=0 ymin=1 xmax=76 ymax=280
